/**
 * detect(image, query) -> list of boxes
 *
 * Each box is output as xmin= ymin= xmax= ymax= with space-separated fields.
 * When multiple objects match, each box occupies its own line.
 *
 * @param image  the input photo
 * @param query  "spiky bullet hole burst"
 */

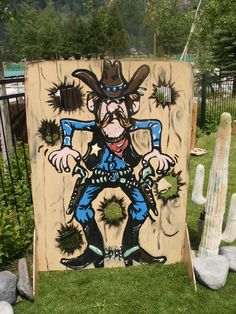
xmin=154 ymin=170 xmax=185 ymax=205
xmin=98 ymin=196 xmax=127 ymax=227
xmin=48 ymin=77 xmax=84 ymax=112
xmin=150 ymin=76 xmax=180 ymax=108
xmin=38 ymin=119 xmax=61 ymax=146
xmin=56 ymin=224 xmax=84 ymax=255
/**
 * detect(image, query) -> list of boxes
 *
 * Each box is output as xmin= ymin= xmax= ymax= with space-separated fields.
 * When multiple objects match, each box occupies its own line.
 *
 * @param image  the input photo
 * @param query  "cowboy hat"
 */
xmin=72 ymin=60 xmax=150 ymax=98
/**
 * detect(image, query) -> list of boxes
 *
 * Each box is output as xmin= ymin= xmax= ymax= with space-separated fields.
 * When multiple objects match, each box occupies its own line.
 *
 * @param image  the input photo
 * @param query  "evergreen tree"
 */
xmin=60 ymin=15 xmax=87 ymax=59
xmin=0 ymin=0 xmax=11 ymax=22
xmin=6 ymin=0 xmax=39 ymax=61
xmin=37 ymin=1 xmax=62 ymax=60
xmin=85 ymin=9 xmax=107 ymax=57
xmin=105 ymin=4 xmax=128 ymax=57
xmin=193 ymin=0 xmax=236 ymax=69
xmin=146 ymin=0 xmax=191 ymax=56
xmin=119 ymin=0 xmax=153 ymax=54
xmin=212 ymin=28 xmax=236 ymax=72
xmin=85 ymin=2 xmax=128 ymax=58
xmin=211 ymin=27 xmax=236 ymax=96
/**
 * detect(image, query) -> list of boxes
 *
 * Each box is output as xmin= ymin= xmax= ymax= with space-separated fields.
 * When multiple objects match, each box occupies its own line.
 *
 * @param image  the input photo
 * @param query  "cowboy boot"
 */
xmin=122 ymin=216 xmax=167 ymax=267
xmin=61 ymin=219 xmax=105 ymax=270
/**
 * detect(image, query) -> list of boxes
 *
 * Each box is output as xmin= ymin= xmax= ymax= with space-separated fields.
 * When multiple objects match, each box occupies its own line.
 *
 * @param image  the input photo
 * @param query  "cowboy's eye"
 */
xmin=118 ymin=97 xmax=125 ymax=104
xmin=104 ymin=98 xmax=111 ymax=105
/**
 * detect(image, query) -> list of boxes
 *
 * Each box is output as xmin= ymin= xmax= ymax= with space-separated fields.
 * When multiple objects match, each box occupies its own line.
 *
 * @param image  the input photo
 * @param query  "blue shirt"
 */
xmin=60 ymin=119 xmax=162 ymax=171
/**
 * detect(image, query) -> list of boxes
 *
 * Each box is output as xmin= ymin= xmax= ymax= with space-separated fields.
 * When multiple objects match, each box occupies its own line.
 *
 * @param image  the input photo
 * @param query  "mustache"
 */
xmin=99 ymin=109 xmax=132 ymax=129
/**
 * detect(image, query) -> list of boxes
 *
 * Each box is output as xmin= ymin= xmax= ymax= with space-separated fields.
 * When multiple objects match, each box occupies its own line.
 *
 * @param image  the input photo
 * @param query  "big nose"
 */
xmin=107 ymin=102 xmax=118 ymax=113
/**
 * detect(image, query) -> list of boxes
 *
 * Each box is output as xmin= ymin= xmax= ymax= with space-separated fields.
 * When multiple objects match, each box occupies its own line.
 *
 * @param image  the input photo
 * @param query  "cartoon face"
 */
xmin=99 ymin=97 xmax=130 ymax=141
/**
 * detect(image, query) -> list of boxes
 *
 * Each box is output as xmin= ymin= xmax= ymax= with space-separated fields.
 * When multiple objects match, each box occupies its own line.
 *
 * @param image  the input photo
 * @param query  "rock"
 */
xmin=0 ymin=301 xmax=14 ymax=314
xmin=219 ymin=246 xmax=236 ymax=272
xmin=0 ymin=271 xmax=17 ymax=304
xmin=193 ymin=255 xmax=229 ymax=290
xmin=17 ymin=258 xmax=34 ymax=301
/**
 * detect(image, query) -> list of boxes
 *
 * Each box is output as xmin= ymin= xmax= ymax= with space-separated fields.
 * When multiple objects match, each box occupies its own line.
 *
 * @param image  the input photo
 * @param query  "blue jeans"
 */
xmin=75 ymin=181 xmax=148 ymax=223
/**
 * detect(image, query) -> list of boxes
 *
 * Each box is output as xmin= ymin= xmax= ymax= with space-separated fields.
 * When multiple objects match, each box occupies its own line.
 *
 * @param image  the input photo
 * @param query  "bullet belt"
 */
xmin=91 ymin=168 xmax=138 ymax=188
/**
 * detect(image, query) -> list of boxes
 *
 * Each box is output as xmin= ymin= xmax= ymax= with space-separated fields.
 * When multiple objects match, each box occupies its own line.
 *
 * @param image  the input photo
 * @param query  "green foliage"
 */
xmin=205 ymin=111 xmax=219 ymax=133
xmin=0 ymin=0 xmax=12 ymax=22
xmin=196 ymin=126 xmax=204 ymax=139
xmin=192 ymin=0 xmax=236 ymax=70
xmin=146 ymin=0 xmax=192 ymax=56
xmin=119 ymin=0 xmax=153 ymax=53
xmin=86 ymin=9 xmax=107 ymax=56
xmin=60 ymin=16 xmax=87 ymax=59
xmin=0 ymin=145 xmax=33 ymax=266
xmin=37 ymin=1 xmax=63 ymax=60
xmin=104 ymin=4 xmax=128 ymax=57
xmin=6 ymin=0 xmax=40 ymax=61
xmin=212 ymin=28 xmax=236 ymax=71
xmin=4 ymin=0 xmax=128 ymax=60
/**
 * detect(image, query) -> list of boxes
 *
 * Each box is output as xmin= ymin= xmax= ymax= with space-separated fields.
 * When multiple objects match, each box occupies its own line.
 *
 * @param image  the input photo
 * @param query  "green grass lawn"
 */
xmin=14 ymin=132 xmax=236 ymax=314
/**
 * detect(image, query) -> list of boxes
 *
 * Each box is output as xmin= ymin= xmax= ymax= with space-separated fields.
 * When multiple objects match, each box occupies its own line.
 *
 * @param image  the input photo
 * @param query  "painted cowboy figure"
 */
xmin=49 ymin=60 xmax=175 ymax=269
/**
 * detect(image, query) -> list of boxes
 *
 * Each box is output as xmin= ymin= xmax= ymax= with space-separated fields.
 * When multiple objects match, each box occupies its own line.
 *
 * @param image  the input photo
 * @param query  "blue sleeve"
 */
xmin=130 ymin=119 xmax=162 ymax=149
xmin=60 ymin=119 xmax=96 ymax=147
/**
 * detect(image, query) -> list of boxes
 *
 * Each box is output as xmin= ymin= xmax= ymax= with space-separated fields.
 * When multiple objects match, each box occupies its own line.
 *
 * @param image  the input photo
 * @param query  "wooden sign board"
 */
xmin=25 ymin=60 xmax=193 ymax=272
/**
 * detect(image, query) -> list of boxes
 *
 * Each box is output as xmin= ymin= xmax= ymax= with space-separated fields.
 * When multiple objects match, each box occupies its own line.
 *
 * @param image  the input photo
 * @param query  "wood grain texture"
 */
xmin=25 ymin=60 xmax=193 ymax=271
xmin=182 ymin=224 xmax=197 ymax=291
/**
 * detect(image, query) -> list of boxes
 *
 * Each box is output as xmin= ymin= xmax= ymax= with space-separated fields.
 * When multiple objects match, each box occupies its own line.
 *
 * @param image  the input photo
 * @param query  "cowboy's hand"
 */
xmin=48 ymin=146 xmax=80 ymax=173
xmin=142 ymin=149 xmax=175 ymax=174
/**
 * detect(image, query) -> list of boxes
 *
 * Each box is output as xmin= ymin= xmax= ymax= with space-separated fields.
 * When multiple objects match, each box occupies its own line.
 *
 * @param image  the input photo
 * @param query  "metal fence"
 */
xmin=0 ymin=71 xmax=235 ymax=214
xmin=195 ymin=71 xmax=236 ymax=129
xmin=0 ymin=76 xmax=32 ymax=223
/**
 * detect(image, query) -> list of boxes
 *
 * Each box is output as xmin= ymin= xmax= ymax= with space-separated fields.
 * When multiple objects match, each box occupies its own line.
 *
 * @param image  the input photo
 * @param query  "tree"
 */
xmin=60 ymin=15 xmax=88 ymax=59
xmin=5 ymin=1 xmax=63 ymax=61
xmin=146 ymin=0 xmax=191 ymax=56
xmin=85 ymin=9 xmax=107 ymax=56
xmin=37 ymin=1 xmax=63 ymax=60
xmin=0 ymin=0 xmax=13 ymax=74
xmin=6 ymin=0 xmax=39 ymax=61
xmin=192 ymin=0 xmax=236 ymax=70
xmin=118 ymin=0 xmax=153 ymax=54
xmin=212 ymin=29 xmax=236 ymax=72
xmin=0 ymin=0 xmax=12 ymax=22
xmin=104 ymin=4 xmax=128 ymax=57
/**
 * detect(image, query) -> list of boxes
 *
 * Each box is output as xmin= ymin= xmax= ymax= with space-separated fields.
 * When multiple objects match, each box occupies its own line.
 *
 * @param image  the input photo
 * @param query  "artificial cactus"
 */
xmin=192 ymin=164 xmax=207 ymax=206
xmin=191 ymin=112 xmax=235 ymax=257
xmin=221 ymin=193 xmax=236 ymax=243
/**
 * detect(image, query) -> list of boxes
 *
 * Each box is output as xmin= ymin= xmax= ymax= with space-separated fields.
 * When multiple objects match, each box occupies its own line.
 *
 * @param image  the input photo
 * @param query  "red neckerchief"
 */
xmin=106 ymin=137 xmax=128 ymax=158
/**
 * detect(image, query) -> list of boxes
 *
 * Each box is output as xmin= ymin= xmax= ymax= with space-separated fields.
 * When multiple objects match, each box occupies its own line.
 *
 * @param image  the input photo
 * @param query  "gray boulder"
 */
xmin=0 ymin=301 xmax=14 ymax=314
xmin=219 ymin=246 xmax=236 ymax=272
xmin=193 ymin=255 xmax=229 ymax=290
xmin=17 ymin=258 xmax=34 ymax=301
xmin=0 ymin=271 xmax=17 ymax=305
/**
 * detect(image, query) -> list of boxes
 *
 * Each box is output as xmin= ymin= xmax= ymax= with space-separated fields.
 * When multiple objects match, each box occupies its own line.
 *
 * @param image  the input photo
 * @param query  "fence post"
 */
xmin=0 ymin=56 xmax=13 ymax=160
xmin=200 ymin=72 xmax=207 ymax=129
xmin=190 ymin=98 xmax=198 ymax=150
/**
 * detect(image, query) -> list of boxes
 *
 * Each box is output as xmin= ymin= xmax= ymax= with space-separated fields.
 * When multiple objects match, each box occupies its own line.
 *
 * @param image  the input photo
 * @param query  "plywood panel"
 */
xmin=182 ymin=224 xmax=197 ymax=291
xmin=25 ymin=60 xmax=193 ymax=271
